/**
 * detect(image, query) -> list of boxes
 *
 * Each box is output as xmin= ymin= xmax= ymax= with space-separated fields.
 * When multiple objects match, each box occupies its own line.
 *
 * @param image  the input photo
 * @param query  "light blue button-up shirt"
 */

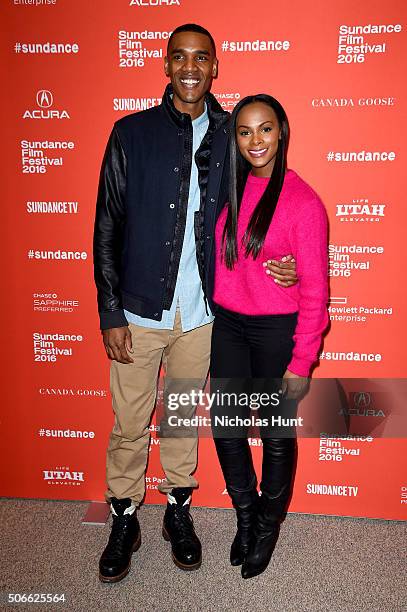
xmin=125 ymin=105 xmax=214 ymax=332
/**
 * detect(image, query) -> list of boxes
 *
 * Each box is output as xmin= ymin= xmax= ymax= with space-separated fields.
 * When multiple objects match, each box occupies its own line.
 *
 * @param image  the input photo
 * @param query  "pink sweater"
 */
xmin=214 ymin=170 xmax=328 ymax=377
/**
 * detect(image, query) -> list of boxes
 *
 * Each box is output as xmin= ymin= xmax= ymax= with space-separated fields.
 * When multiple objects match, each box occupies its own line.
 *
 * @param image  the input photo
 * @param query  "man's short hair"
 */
xmin=167 ymin=23 xmax=216 ymax=55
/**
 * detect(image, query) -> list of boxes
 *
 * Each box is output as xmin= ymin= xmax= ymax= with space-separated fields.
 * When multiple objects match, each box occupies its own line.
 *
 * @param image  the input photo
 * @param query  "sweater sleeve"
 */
xmin=287 ymin=194 xmax=329 ymax=377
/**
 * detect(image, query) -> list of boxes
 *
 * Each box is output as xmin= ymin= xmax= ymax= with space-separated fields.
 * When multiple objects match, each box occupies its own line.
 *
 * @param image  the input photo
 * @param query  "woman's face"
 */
xmin=236 ymin=101 xmax=281 ymax=177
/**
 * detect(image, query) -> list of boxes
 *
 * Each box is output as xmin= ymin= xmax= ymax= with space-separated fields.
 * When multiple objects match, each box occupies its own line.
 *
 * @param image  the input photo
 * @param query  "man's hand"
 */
xmin=102 ymin=326 xmax=134 ymax=364
xmin=281 ymin=369 xmax=309 ymax=400
xmin=263 ymin=254 xmax=297 ymax=287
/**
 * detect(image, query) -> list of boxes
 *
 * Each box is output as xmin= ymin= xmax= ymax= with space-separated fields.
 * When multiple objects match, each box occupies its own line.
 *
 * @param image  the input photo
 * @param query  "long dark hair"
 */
xmin=223 ymin=94 xmax=289 ymax=269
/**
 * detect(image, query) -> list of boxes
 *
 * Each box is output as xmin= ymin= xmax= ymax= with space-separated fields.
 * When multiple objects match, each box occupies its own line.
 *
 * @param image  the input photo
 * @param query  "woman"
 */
xmin=210 ymin=94 xmax=328 ymax=579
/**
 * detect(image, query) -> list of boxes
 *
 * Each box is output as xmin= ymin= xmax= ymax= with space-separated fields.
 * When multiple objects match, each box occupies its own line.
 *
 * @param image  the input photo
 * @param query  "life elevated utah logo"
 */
xmin=336 ymin=198 xmax=386 ymax=223
xmin=43 ymin=466 xmax=84 ymax=486
xmin=23 ymin=90 xmax=70 ymax=120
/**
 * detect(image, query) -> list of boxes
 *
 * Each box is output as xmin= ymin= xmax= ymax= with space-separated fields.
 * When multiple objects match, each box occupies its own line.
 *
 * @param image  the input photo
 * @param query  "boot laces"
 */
xmin=106 ymin=515 xmax=132 ymax=558
xmin=172 ymin=505 xmax=195 ymax=542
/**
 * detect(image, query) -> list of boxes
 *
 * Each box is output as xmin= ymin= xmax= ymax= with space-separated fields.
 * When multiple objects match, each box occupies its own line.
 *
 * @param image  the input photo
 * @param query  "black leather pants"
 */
xmin=210 ymin=306 xmax=298 ymax=510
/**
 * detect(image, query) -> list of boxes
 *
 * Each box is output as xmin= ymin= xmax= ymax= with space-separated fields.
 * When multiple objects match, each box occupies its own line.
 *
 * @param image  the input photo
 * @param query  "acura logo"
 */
xmin=353 ymin=392 xmax=371 ymax=408
xmin=36 ymin=90 xmax=53 ymax=108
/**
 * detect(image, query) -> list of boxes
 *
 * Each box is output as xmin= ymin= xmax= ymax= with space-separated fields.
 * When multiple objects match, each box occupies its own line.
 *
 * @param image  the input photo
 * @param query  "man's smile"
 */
xmin=179 ymin=77 xmax=201 ymax=88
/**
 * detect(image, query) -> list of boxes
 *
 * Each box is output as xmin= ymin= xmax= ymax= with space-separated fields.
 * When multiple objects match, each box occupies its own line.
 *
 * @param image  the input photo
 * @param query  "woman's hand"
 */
xmin=281 ymin=369 xmax=309 ymax=400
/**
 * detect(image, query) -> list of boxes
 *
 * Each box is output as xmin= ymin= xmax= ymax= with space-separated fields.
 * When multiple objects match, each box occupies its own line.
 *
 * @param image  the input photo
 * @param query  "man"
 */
xmin=94 ymin=23 xmax=296 ymax=583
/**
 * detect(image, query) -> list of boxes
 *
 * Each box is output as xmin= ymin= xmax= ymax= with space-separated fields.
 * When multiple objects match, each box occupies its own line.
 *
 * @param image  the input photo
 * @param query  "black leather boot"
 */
xmin=99 ymin=498 xmax=141 ymax=583
xmin=212 ymin=436 xmax=258 ymax=566
xmin=229 ymin=487 xmax=259 ymax=566
xmin=162 ymin=487 xmax=202 ymax=571
xmin=241 ymin=436 xmax=296 ymax=579
xmin=241 ymin=491 xmax=281 ymax=579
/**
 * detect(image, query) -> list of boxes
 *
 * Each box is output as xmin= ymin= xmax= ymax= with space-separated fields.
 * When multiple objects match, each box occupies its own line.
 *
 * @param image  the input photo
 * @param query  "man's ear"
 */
xmin=212 ymin=59 xmax=218 ymax=78
xmin=164 ymin=56 xmax=169 ymax=76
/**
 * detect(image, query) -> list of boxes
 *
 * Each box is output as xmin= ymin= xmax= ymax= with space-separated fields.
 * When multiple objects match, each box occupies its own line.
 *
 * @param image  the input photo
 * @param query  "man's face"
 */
xmin=164 ymin=31 xmax=218 ymax=108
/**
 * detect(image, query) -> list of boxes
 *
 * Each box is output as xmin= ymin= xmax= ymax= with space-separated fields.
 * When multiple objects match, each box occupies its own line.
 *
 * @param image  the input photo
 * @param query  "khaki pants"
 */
xmin=106 ymin=310 xmax=212 ymax=505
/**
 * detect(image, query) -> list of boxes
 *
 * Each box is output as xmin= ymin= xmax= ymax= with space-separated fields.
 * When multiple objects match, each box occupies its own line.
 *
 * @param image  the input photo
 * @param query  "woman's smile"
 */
xmin=248 ymin=147 xmax=268 ymax=158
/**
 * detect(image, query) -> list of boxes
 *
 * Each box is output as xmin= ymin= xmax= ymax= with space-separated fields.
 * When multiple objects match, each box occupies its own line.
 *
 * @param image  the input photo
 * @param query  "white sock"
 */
xmin=111 ymin=502 xmax=136 ymax=516
xmin=167 ymin=493 xmax=191 ymax=506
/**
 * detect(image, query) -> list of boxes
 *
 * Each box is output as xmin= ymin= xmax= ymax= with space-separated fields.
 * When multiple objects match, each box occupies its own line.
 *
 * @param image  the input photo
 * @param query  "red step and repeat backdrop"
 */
xmin=2 ymin=0 xmax=406 ymax=520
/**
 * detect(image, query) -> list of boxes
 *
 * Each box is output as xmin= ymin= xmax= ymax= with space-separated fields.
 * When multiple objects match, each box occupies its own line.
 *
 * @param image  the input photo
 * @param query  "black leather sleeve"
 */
xmin=93 ymin=127 xmax=128 ymax=330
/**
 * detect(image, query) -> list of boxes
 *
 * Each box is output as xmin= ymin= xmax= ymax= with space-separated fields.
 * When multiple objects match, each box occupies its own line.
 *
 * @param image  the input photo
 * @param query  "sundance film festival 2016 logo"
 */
xmin=319 ymin=433 xmax=373 ymax=463
xmin=118 ymin=30 xmax=171 ymax=68
xmin=21 ymin=139 xmax=75 ymax=174
xmin=337 ymin=23 xmax=402 ymax=64
xmin=23 ymin=90 xmax=70 ymax=120
xmin=329 ymin=244 xmax=384 ymax=278
xmin=336 ymin=199 xmax=386 ymax=223
xmin=43 ymin=467 xmax=84 ymax=486
xmin=329 ymin=297 xmax=393 ymax=324
xmin=33 ymin=331 xmax=83 ymax=363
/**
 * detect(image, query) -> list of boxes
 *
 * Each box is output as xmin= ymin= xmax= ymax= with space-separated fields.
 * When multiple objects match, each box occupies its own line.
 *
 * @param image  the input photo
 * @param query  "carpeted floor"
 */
xmin=1 ymin=499 xmax=405 ymax=612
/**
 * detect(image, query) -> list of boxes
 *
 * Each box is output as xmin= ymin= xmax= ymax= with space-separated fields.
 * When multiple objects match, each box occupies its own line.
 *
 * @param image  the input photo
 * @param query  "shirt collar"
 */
xmin=192 ymin=102 xmax=208 ymax=128
xmin=170 ymin=93 xmax=209 ymax=128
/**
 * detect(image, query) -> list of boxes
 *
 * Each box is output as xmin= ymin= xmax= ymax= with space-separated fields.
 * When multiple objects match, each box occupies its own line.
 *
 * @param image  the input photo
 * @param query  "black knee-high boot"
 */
xmin=242 ymin=438 xmax=296 ymax=579
xmin=214 ymin=438 xmax=259 ymax=566
xmin=228 ymin=485 xmax=259 ymax=566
